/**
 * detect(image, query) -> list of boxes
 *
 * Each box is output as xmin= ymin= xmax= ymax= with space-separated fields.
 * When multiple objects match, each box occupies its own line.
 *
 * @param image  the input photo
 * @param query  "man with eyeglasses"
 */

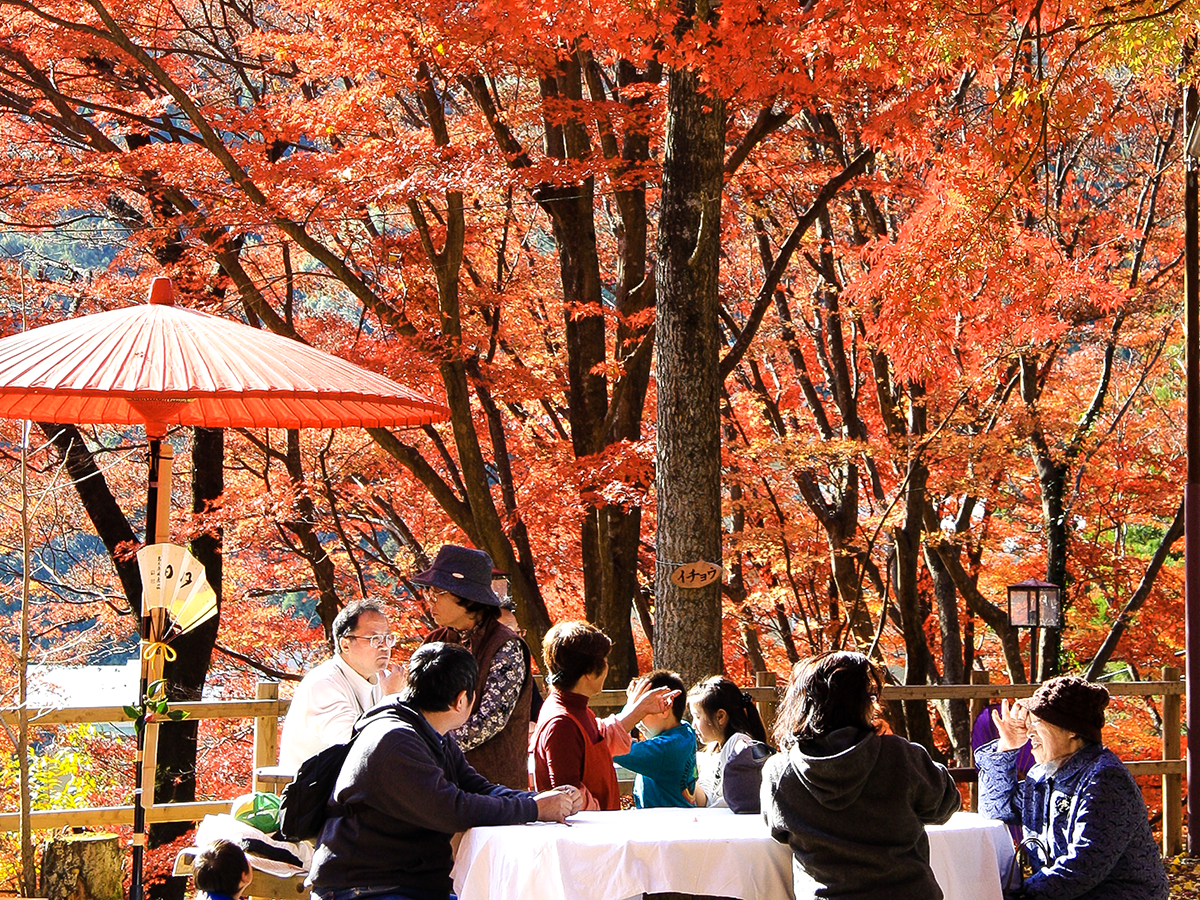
xmin=279 ymin=599 xmax=407 ymax=771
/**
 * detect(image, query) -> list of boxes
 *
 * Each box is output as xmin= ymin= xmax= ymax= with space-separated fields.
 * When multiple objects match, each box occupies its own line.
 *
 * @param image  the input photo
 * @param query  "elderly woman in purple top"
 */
xmin=976 ymin=676 xmax=1168 ymax=900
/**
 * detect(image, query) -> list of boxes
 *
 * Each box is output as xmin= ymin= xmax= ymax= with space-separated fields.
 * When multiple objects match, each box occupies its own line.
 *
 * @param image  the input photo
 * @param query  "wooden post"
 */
xmin=1163 ymin=665 xmax=1183 ymax=858
xmin=968 ymin=668 xmax=990 ymax=725
xmin=253 ymin=681 xmax=280 ymax=793
xmin=755 ymin=671 xmax=778 ymax=742
xmin=968 ymin=669 xmax=990 ymax=813
xmin=140 ymin=611 xmax=168 ymax=815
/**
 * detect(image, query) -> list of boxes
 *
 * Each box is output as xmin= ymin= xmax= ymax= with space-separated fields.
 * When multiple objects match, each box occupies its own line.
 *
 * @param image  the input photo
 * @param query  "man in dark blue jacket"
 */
xmin=308 ymin=642 xmax=580 ymax=900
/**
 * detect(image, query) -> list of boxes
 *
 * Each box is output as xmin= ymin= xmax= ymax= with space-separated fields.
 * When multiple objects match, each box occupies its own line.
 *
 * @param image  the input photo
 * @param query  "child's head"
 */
xmin=774 ymin=651 xmax=881 ymax=747
xmin=687 ymin=676 xmax=769 ymax=746
xmin=193 ymin=839 xmax=251 ymax=899
xmin=636 ymin=669 xmax=686 ymax=736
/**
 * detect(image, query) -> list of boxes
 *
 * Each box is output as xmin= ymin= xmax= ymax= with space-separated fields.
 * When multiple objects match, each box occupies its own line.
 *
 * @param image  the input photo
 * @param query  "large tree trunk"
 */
xmin=540 ymin=53 xmax=651 ymax=685
xmin=652 ymin=4 xmax=725 ymax=687
xmin=924 ymin=545 xmax=971 ymax=764
xmin=890 ymin=383 xmax=938 ymax=754
xmin=598 ymin=60 xmax=658 ymax=684
xmin=1037 ymin=459 xmax=1068 ymax=681
xmin=40 ymin=834 xmax=122 ymax=900
xmin=591 ymin=509 xmax=640 ymax=684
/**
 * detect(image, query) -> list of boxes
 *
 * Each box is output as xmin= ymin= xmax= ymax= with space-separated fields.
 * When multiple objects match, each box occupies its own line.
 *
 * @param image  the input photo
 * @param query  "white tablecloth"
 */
xmin=452 ymin=808 xmax=1014 ymax=900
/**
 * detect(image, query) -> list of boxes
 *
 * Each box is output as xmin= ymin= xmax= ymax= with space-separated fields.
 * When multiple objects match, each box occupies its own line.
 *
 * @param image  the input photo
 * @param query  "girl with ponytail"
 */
xmin=687 ymin=676 xmax=769 ymax=807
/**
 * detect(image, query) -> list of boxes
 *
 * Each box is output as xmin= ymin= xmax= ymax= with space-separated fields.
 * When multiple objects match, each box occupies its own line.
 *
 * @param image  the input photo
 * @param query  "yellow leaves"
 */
xmin=1166 ymin=855 xmax=1200 ymax=898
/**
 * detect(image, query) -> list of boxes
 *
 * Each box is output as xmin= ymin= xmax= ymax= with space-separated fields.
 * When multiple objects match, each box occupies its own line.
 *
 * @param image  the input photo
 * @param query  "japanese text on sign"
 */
xmin=669 ymin=561 xmax=723 ymax=589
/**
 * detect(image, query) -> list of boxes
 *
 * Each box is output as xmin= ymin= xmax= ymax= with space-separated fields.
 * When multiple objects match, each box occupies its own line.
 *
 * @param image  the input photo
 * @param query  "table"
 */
xmin=451 ymin=808 xmax=1014 ymax=900
xmin=255 ymin=764 xmax=296 ymax=795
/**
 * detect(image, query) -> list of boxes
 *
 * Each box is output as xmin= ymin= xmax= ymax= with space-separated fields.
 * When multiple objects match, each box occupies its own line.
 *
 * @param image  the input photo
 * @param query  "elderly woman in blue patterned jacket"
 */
xmin=976 ymin=675 xmax=1167 ymax=900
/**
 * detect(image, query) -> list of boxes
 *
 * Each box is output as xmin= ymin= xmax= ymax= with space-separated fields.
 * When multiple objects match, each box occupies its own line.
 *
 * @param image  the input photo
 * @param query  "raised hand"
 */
xmin=613 ymin=679 xmax=676 ymax=732
xmin=380 ymin=665 xmax=408 ymax=695
xmin=625 ymin=682 xmax=679 ymax=719
xmin=991 ymin=699 xmax=1030 ymax=751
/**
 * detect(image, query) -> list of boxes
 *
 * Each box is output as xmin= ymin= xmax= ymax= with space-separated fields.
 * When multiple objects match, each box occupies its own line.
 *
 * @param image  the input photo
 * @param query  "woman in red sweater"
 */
xmin=531 ymin=621 xmax=678 ymax=810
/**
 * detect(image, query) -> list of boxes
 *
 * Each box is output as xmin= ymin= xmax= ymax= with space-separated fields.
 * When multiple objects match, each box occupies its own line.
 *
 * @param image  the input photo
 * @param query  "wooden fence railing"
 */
xmin=0 ymin=668 xmax=1184 ymax=855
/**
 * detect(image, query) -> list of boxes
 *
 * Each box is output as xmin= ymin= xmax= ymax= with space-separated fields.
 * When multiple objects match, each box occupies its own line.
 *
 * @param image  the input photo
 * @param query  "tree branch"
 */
xmin=1084 ymin=497 xmax=1185 ymax=680
xmin=720 ymin=148 xmax=874 ymax=380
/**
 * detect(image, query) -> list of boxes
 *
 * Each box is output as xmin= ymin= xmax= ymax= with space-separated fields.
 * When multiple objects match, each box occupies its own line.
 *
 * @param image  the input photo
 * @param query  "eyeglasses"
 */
xmin=344 ymin=633 xmax=397 ymax=649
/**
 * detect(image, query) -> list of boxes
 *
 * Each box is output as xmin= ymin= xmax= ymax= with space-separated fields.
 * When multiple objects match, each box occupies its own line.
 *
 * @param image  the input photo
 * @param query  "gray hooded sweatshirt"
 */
xmin=761 ymin=726 xmax=960 ymax=900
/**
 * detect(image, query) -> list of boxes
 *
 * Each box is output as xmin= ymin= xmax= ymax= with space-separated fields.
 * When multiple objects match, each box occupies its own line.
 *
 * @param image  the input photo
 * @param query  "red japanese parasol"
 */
xmin=0 ymin=277 xmax=446 ymax=431
xmin=0 ymin=277 xmax=448 ymax=900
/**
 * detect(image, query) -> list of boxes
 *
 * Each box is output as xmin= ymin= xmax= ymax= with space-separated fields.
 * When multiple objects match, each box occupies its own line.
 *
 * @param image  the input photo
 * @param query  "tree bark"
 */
xmin=890 ymin=383 xmax=938 ymax=753
xmin=599 ymin=60 xmax=659 ymax=683
xmin=539 ymin=53 xmax=658 ymax=686
xmin=40 ymin=833 xmax=122 ymax=900
xmin=932 ymin=541 xmax=1027 ymax=682
xmin=653 ymin=3 xmax=725 ymax=687
xmin=281 ymin=429 xmax=341 ymax=637
xmin=1037 ymin=457 xmax=1068 ymax=681
xmin=924 ymin=545 xmax=971 ymax=763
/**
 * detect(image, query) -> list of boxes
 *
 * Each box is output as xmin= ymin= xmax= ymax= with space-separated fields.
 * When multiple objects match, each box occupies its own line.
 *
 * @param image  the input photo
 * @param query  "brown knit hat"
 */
xmin=1026 ymin=675 xmax=1109 ymax=743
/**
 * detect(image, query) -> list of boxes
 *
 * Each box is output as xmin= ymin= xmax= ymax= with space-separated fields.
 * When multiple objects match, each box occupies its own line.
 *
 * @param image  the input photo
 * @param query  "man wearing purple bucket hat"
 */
xmin=415 ymin=545 xmax=533 ymax=790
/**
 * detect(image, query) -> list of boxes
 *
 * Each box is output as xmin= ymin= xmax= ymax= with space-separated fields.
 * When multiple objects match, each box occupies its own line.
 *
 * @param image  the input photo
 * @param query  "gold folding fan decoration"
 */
xmin=136 ymin=542 xmax=217 ymax=639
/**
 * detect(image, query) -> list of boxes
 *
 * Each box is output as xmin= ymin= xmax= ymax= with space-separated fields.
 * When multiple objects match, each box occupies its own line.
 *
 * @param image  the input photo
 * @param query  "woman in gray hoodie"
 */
xmin=761 ymin=652 xmax=961 ymax=900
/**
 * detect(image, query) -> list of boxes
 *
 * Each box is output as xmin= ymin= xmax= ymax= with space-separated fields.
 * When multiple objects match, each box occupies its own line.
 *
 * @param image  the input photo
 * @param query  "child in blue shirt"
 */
xmin=613 ymin=670 xmax=697 ymax=808
xmin=193 ymin=839 xmax=252 ymax=900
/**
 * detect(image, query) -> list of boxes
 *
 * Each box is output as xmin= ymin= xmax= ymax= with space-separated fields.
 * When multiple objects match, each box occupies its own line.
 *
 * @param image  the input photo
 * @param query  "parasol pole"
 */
xmin=130 ymin=433 xmax=172 ymax=900
xmin=1184 ymin=60 xmax=1200 ymax=855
